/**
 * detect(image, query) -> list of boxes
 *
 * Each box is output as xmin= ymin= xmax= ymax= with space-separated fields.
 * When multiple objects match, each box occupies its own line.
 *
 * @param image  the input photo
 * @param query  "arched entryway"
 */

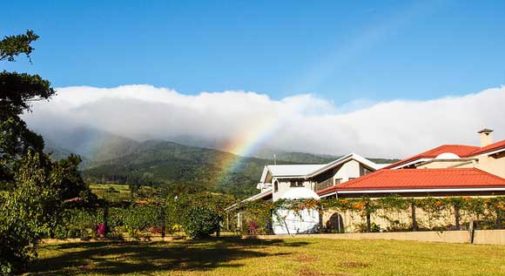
xmin=326 ymin=213 xmax=344 ymax=233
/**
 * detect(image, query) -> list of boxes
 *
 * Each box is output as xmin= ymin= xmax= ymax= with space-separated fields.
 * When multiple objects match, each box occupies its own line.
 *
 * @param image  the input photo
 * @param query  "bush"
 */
xmin=182 ymin=207 xmax=221 ymax=239
xmin=122 ymin=205 xmax=161 ymax=239
xmin=53 ymin=209 xmax=102 ymax=240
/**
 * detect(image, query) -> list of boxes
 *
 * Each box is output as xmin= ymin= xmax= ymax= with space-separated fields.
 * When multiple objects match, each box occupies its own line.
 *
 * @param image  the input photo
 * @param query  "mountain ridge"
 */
xmin=41 ymin=128 xmax=397 ymax=197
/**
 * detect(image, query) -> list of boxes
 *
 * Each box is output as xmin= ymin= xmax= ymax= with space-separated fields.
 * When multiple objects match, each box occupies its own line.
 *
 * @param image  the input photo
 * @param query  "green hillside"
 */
xmin=82 ymin=140 xmax=275 ymax=198
xmin=251 ymin=148 xmax=339 ymax=164
xmin=42 ymin=129 xmax=397 ymax=198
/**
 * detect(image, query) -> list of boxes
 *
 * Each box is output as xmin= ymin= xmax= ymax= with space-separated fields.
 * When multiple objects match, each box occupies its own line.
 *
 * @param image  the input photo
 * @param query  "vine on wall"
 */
xmin=234 ymin=196 xmax=505 ymax=233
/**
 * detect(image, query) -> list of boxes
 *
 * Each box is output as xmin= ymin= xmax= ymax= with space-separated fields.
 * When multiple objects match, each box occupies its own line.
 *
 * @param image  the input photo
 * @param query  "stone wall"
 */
xmin=322 ymin=205 xmax=493 ymax=233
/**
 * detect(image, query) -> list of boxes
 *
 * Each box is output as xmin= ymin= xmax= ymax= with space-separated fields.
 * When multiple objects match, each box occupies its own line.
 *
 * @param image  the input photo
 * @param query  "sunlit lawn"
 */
xmin=89 ymin=183 xmax=131 ymax=202
xmin=29 ymin=237 xmax=505 ymax=275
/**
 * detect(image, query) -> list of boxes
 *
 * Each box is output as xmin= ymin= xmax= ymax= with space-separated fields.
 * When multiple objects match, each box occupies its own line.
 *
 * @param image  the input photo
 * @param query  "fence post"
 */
xmin=318 ymin=209 xmax=324 ymax=233
xmin=454 ymin=205 xmax=460 ymax=230
xmin=469 ymin=220 xmax=476 ymax=244
xmin=226 ymin=213 xmax=230 ymax=231
xmin=366 ymin=212 xmax=371 ymax=232
xmin=103 ymin=204 xmax=109 ymax=236
xmin=161 ymin=205 xmax=166 ymax=241
xmin=496 ymin=210 xmax=502 ymax=229
xmin=237 ymin=212 xmax=243 ymax=233
xmin=411 ymin=202 xmax=417 ymax=231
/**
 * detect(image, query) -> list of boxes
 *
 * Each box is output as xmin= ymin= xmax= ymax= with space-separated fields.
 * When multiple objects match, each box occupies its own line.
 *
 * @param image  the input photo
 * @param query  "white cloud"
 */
xmin=23 ymin=85 xmax=505 ymax=158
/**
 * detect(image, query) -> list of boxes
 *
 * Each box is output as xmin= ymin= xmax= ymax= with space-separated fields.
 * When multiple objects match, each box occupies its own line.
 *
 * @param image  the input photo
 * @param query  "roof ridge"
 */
xmin=471 ymin=167 xmax=505 ymax=181
xmin=470 ymin=138 xmax=505 ymax=156
xmin=383 ymin=144 xmax=481 ymax=169
xmin=439 ymin=144 xmax=478 ymax=147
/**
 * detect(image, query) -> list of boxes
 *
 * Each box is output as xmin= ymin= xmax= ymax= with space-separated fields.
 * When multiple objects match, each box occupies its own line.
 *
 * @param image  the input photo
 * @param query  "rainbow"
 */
xmin=215 ymin=115 xmax=283 ymax=186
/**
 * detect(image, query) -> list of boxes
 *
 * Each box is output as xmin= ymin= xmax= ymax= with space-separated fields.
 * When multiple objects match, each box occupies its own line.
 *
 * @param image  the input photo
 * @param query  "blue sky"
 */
xmin=3 ymin=0 xmax=505 ymax=103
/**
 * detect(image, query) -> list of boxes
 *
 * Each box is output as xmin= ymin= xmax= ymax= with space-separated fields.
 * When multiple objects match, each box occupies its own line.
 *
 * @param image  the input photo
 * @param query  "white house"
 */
xmin=244 ymin=153 xmax=383 ymax=202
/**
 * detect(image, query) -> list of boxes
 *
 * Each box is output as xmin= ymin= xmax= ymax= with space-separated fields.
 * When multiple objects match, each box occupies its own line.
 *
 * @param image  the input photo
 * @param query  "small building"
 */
xmin=249 ymin=153 xmax=382 ymax=202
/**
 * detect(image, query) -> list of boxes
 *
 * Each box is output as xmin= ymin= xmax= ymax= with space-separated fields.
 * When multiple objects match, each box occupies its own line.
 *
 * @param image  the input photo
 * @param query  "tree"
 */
xmin=0 ymin=30 xmax=54 ymax=184
xmin=0 ymin=150 xmax=60 ymax=274
xmin=0 ymin=30 xmax=95 ymax=274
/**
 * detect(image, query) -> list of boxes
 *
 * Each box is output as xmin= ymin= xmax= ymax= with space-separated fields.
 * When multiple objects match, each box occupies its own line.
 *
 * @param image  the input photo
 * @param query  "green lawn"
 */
xmin=89 ymin=183 xmax=131 ymax=202
xmin=28 ymin=238 xmax=505 ymax=275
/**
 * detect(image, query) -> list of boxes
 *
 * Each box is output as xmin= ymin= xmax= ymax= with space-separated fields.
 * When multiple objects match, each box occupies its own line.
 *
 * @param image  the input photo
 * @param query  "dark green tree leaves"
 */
xmin=0 ymin=30 xmax=94 ymax=274
xmin=0 ymin=30 xmax=39 ymax=62
xmin=0 ymin=72 xmax=54 ymax=118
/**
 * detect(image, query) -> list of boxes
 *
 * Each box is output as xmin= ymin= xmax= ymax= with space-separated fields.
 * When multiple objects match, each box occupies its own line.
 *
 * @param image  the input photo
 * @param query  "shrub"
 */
xmin=122 ymin=205 xmax=161 ymax=239
xmin=52 ymin=209 xmax=102 ymax=240
xmin=182 ymin=206 xmax=221 ymax=239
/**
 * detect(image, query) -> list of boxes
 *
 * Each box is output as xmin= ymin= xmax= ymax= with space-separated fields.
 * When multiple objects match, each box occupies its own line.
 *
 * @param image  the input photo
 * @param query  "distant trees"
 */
xmin=0 ymin=30 xmax=95 ymax=274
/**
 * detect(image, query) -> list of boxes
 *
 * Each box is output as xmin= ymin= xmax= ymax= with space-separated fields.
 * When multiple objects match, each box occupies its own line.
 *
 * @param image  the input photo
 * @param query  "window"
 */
xmin=360 ymin=165 xmax=372 ymax=176
xmin=334 ymin=178 xmax=342 ymax=185
xmin=290 ymin=181 xmax=303 ymax=187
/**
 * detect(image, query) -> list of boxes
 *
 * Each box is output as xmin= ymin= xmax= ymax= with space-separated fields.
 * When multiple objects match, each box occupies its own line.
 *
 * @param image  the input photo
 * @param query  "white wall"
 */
xmin=475 ymin=153 xmax=505 ymax=178
xmin=333 ymin=160 xmax=361 ymax=183
xmin=271 ymin=160 xmax=365 ymax=201
xmin=272 ymin=179 xmax=314 ymax=201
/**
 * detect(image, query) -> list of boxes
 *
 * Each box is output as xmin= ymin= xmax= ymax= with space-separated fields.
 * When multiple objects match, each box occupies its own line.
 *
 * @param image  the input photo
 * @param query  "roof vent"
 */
xmin=435 ymin=152 xmax=460 ymax=159
xmin=478 ymin=128 xmax=493 ymax=147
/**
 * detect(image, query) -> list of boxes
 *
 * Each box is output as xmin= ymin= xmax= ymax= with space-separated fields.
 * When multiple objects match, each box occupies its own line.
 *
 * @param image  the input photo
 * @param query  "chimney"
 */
xmin=478 ymin=128 xmax=493 ymax=147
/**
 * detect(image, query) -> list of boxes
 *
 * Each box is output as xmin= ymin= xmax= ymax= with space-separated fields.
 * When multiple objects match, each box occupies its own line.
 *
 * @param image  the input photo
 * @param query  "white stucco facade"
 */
xmin=252 ymin=153 xmax=380 ymax=202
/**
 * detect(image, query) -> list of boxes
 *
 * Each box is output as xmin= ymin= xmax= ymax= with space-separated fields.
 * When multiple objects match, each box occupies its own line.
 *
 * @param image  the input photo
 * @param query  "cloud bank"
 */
xmin=23 ymin=85 xmax=505 ymax=158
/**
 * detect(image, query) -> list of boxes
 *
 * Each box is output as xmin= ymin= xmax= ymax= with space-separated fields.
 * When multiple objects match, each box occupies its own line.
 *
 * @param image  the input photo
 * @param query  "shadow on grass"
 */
xmin=29 ymin=237 xmax=307 ymax=275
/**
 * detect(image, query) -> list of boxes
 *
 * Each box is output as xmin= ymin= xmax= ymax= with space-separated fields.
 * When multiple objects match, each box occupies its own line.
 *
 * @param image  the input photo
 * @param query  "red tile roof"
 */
xmin=471 ymin=140 xmax=505 ymax=156
xmin=383 ymin=140 xmax=505 ymax=170
xmin=383 ymin=145 xmax=480 ymax=169
xmin=317 ymin=168 xmax=505 ymax=196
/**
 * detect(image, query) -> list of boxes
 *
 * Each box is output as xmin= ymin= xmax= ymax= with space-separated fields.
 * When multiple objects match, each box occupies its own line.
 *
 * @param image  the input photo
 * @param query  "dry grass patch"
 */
xmin=295 ymin=253 xmax=319 ymax=263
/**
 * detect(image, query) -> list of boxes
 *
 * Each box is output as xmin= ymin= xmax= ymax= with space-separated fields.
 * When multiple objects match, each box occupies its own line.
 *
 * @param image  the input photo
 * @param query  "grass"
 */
xmin=89 ymin=183 xmax=160 ymax=202
xmin=28 ymin=237 xmax=505 ymax=275
xmin=89 ymin=183 xmax=131 ymax=202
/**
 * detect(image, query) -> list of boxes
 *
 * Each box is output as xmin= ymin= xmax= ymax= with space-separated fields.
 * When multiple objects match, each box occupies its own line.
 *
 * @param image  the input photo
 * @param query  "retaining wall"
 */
xmin=251 ymin=229 xmax=505 ymax=245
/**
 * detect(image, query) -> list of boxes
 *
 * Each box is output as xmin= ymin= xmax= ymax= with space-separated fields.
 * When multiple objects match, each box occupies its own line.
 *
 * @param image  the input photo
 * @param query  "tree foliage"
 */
xmin=0 ymin=30 xmax=94 ymax=274
xmin=181 ymin=206 xmax=221 ymax=239
xmin=174 ymin=192 xmax=233 ymax=239
xmin=0 ymin=30 xmax=53 ymax=184
xmin=0 ymin=30 xmax=39 ymax=62
xmin=0 ymin=151 xmax=59 ymax=273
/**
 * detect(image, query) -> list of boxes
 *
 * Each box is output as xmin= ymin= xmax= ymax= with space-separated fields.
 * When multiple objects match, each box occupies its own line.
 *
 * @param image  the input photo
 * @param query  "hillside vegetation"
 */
xmin=81 ymin=140 xmax=275 ymax=197
xmin=44 ymin=130 xmax=397 ymax=198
